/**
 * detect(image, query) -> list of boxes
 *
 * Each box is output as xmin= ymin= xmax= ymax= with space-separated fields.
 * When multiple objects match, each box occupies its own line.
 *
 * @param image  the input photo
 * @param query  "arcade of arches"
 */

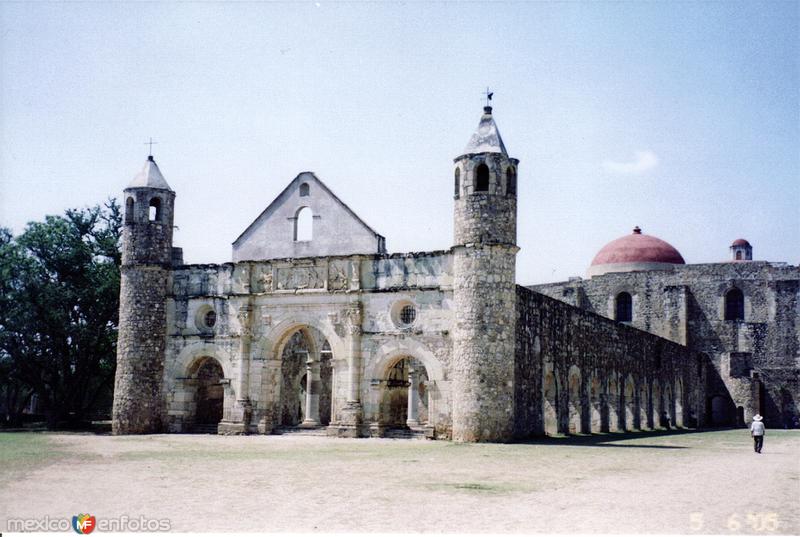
xmin=541 ymin=366 xmax=687 ymax=436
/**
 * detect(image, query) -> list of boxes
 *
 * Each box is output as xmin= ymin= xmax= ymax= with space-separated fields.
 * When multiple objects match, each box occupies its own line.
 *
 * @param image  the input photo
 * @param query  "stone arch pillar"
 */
xmin=607 ymin=373 xmax=619 ymax=432
xmin=567 ymin=366 xmax=582 ymax=434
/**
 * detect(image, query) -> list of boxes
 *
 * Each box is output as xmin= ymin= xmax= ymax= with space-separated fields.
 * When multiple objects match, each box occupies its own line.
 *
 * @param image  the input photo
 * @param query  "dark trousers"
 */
xmin=753 ymin=435 xmax=764 ymax=453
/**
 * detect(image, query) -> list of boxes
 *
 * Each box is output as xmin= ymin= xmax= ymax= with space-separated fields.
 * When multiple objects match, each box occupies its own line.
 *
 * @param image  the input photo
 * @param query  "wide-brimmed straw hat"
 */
xmin=753 ymin=414 xmax=763 ymax=421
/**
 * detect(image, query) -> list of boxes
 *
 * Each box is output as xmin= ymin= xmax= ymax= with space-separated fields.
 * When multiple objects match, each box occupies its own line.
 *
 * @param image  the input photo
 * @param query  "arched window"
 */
xmin=735 ymin=251 xmax=742 ymax=260
xmin=506 ymin=166 xmax=517 ymax=196
xmin=294 ymin=207 xmax=313 ymax=241
xmin=454 ymin=168 xmax=460 ymax=199
xmin=299 ymin=183 xmax=310 ymax=197
xmin=725 ymin=288 xmax=744 ymax=321
xmin=125 ymin=197 xmax=134 ymax=224
xmin=615 ymin=292 xmax=632 ymax=322
xmin=475 ymin=163 xmax=489 ymax=192
xmin=149 ymin=197 xmax=161 ymax=222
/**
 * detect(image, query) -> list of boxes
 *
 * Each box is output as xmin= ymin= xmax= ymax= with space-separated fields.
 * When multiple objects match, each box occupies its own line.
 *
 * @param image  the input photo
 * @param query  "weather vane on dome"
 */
xmin=144 ymin=137 xmax=158 ymax=157
xmin=484 ymin=87 xmax=494 ymax=108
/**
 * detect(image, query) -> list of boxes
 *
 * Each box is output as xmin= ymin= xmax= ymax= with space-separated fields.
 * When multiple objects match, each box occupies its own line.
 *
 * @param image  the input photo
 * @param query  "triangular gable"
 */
xmin=232 ymin=172 xmax=386 ymax=262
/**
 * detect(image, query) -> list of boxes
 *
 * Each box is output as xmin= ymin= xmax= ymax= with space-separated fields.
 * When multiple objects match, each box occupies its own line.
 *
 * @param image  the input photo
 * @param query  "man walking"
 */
xmin=750 ymin=414 xmax=765 ymax=453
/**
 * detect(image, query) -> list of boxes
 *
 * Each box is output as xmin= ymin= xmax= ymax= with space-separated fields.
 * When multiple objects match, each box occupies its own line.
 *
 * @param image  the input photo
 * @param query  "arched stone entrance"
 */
xmin=188 ymin=356 xmax=225 ymax=433
xmin=277 ymin=327 xmax=334 ymax=427
xmin=376 ymin=356 xmax=430 ymax=430
xmin=708 ymin=394 xmax=733 ymax=426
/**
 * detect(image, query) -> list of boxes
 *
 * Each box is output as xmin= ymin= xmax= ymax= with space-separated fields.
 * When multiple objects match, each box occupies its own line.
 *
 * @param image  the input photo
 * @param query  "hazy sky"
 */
xmin=1 ymin=1 xmax=798 ymax=284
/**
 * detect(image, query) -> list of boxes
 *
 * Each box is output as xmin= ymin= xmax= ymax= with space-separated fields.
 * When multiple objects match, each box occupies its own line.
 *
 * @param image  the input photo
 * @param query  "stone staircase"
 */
xmin=191 ymin=423 xmax=220 ymax=435
xmin=382 ymin=428 xmax=429 ymax=440
xmin=271 ymin=425 xmax=330 ymax=437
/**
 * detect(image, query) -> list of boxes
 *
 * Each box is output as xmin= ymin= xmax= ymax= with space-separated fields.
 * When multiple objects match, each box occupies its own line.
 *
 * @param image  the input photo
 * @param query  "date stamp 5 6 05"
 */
xmin=689 ymin=512 xmax=781 ymax=533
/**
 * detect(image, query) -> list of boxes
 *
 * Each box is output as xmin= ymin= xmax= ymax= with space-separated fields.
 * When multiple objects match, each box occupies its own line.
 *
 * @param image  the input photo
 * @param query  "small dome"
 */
xmin=588 ymin=226 xmax=685 ymax=277
xmin=731 ymin=238 xmax=751 ymax=247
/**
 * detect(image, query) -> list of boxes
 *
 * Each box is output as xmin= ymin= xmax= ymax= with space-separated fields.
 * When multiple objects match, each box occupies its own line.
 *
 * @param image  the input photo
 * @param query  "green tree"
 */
xmin=0 ymin=200 xmax=121 ymax=428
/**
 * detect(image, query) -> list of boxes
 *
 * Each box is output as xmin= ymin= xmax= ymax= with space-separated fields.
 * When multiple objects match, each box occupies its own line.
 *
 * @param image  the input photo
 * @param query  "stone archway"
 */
xmin=187 ymin=356 xmax=225 ymax=433
xmin=375 ymin=356 xmax=430 ymax=430
xmin=367 ymin=338 xmax=446 ymax=436
xmin=275 ymin=326 xmax=334 ymax=428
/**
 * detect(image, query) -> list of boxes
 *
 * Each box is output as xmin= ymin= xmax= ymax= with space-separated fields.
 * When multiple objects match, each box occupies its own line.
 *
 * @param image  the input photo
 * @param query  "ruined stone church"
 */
xmin=112 ymin=105 xmax=799 ymax=441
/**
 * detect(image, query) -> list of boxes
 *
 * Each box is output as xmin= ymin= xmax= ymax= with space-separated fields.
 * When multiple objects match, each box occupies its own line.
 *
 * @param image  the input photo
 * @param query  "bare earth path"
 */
xmin=1 ymin=429 xmax=798 ymax=534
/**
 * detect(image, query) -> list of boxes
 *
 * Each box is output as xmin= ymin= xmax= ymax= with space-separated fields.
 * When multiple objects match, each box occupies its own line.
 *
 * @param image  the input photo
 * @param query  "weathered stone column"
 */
xmin=406 ymin=366 xmax=420 ymax=427
xmin=339 ymin=303 xmax=364 ymax=435
xmin=301 ymin=352 xmax=321 ymax=426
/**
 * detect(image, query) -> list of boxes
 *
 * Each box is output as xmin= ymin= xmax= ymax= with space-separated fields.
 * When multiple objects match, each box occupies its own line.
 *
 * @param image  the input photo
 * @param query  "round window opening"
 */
xmin=399 ymin=304 xmax=416 ymax=326
xmin=204 ymin=310 xmax=217 ymax=328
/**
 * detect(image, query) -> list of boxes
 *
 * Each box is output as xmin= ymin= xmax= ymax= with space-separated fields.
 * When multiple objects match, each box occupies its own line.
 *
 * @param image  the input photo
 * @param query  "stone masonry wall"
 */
xmin=515 ymin=286 xmax=707 ymax=438
xmin=530 ymin=262 xmax=799 ymax=427
xmin=113 ymin=266 xmax=170 ymax=433
xmin=451 ymin=245 xmax=517 ymax=442
xmin=163 ymin=250 xmax=455 ymax=437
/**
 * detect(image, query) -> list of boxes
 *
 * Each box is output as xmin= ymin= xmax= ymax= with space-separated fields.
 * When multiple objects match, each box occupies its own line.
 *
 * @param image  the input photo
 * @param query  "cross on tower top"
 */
xmin=483 ymin=87 xmax=494 ymax=108
xmin=144 ymin=137 xmax=158 ymax=157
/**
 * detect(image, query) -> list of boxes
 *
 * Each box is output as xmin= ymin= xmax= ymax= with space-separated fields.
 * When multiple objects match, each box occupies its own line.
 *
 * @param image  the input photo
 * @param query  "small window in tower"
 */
xmin=735 ymin=251 xmax=742 ymax=260
xmin=204 ymin=310 xmax=217 ymax=328
xmin=125 ymin=197 xmax=135 ymax=224
xmin=454 ymin=168 xmax=461 ymax=199
xmin=615 ymin=292 xmax=632 ymax=322
xmin=295 ymin=207 xmax=313 ymax=241
xmin=149 ymin=197 xmax=161 ymax=222
xmin=506 ymin=166 xmax=517 ymax=196
xmin=725 ymin=288 xmax=744 ymax=321
xmin=299 ymin=183 xmax=310 ymax=197
xmin=475 ymin=164 xmax=490 ymax=192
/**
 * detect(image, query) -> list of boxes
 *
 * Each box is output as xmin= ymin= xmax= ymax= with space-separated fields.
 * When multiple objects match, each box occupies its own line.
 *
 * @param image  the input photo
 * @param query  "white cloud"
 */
xmin=602 ymin=150 xmax=660 ymax=175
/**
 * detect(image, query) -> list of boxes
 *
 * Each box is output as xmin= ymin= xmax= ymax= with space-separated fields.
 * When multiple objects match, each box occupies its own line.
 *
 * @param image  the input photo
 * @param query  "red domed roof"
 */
xmin=731 ymin=238 xmax=751 ymax=247
xmin=591 ymin=227 xmax=685 ymax=266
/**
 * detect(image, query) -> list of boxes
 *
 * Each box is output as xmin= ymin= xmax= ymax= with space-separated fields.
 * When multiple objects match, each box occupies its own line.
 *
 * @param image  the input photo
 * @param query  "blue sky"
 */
xmin=1 ymin=1 xmax=797 ymax=284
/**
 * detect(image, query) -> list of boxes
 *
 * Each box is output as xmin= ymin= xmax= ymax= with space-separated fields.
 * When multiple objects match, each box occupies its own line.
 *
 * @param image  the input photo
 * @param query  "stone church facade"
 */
xmin=112 ymin=105 xmax=796 ymax=441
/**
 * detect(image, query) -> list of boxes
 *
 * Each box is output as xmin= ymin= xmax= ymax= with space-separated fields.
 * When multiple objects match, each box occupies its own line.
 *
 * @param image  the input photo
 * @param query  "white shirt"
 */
xmin=751 ymin=421 xmax=765 ymax=436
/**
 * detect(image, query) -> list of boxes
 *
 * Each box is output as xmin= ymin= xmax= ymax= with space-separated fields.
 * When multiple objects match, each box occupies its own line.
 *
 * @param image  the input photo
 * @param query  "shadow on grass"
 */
xmin=515 ymin=428 xmax=721 ymax=449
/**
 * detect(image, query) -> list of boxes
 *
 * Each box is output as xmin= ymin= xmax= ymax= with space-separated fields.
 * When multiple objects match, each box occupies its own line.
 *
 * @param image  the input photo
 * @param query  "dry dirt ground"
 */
xmin=0 ymin=429 xmax=798 ymax=534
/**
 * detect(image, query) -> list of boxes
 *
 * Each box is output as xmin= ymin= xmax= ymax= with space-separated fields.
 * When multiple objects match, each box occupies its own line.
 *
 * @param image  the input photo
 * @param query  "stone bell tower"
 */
xmin=112 ymin=155 xmax=176 ymax=434
xmin=451 ymin=104 xmax=519 ymax=442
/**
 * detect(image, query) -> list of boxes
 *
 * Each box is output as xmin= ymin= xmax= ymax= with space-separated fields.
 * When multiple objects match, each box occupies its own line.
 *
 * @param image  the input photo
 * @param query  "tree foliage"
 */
xmin=0 ymin=200 xmax=121 ymax=427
